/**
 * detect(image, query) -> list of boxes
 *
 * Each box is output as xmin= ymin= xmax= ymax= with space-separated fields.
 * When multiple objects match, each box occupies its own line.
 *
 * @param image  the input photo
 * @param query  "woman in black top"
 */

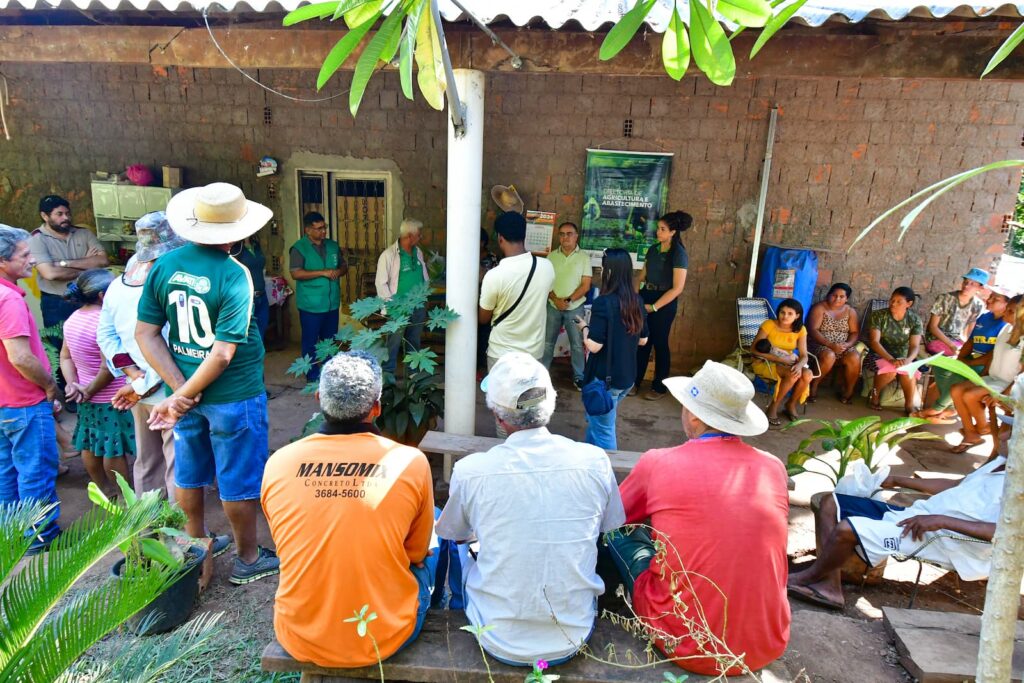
xmin=576 ymin=248 xmax=648 ymax=450
xmin=632 ymin=211 xmax=690 ymax=399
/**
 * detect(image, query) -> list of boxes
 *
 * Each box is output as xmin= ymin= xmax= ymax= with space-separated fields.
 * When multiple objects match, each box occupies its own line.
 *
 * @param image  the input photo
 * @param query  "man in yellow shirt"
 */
xmin=261 ymin=351 xmax=437 ymax=668
xmin=541 ymin=222 xmax=593 ymax=390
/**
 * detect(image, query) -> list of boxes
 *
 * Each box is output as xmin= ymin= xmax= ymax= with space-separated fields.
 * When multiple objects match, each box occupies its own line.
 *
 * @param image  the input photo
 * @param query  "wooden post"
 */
xmin=975 ymin=375 xmax=1024 ymax=681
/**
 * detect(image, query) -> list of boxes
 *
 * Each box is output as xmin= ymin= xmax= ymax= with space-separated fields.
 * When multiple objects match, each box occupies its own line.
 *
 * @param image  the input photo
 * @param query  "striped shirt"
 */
xmin=63 ymin=307 xmax=126 ymax=403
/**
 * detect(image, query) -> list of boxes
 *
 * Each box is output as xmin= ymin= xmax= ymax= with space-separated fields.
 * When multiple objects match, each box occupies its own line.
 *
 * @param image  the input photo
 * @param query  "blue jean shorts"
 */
xmin=173 ymin=393 xmax=268 ymax=502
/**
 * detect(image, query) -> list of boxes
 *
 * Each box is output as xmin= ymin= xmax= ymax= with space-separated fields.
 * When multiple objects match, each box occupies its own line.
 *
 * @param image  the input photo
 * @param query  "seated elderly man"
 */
xmin=788 ymin=457 xmax=1006 ymax=610
xmin=261 ymin=351 xmax=437 ymax=668
xmin=436 ymin=352 xmax=625 ymax=667
xmin=605 ymin=361 xmax=790 ymax=676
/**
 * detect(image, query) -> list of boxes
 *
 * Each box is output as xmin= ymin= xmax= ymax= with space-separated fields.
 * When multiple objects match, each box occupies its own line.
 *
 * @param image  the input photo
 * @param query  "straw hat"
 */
xmin=490 ymin=184 xmax=524 ymax=214
xmin=166 ymin=182 xmax=272 ymax=245
xmin=663 ymin=360 xmax=769 ymax=437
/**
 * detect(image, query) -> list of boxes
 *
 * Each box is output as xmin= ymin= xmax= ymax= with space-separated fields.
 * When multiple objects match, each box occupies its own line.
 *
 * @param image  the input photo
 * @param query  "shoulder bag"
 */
xmin=492 ymin=255 xmax=537 ymax=327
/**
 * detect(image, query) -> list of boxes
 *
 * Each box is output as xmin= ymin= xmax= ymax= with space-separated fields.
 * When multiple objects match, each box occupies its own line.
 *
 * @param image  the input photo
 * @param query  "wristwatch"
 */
xmin=59 ymin=260 xmax=68 ymax=267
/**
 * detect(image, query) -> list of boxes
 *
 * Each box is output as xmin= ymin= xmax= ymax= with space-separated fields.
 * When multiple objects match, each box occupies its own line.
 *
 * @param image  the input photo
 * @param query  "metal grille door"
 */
xmin=334 ymin=179 xmax=387 ymax=304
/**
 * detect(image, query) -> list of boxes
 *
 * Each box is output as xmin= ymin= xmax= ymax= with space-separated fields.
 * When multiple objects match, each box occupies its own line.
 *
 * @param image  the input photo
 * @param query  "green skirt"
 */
xmin=73 ymin=401 xmax=136 ymax=458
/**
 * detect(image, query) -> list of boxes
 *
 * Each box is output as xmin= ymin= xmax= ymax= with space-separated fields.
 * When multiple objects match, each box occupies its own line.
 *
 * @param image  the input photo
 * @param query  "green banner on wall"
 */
xmin=580 ymin=149 xmax=673 ymax=264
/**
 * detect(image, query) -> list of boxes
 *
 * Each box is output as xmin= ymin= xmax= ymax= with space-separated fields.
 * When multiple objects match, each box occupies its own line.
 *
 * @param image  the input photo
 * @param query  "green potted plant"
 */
xmin=97 ymin=475 xmax=206 ymax=635
xmin=289 ymin=281 xmax=458 ymax=445
xmin=784 ymin=415 xmax=938 ymax=485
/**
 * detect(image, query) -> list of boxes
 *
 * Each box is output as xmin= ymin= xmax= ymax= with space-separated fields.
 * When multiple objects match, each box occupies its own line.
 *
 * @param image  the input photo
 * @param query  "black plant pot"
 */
xmin=111 ymin=543 xmax=207 ymax=635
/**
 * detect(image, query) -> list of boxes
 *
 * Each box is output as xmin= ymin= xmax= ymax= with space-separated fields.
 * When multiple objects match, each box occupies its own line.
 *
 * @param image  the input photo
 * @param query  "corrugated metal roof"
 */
xmin=1 ymin=0 xmax=1022 ymax=27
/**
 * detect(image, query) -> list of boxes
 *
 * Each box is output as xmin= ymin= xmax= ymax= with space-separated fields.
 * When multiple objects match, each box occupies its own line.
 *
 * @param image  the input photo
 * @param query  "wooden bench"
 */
xmin=418 ymin=430 xmax=796 ymax=490
xmin=262 ymin=609 xmax=705 ymax=682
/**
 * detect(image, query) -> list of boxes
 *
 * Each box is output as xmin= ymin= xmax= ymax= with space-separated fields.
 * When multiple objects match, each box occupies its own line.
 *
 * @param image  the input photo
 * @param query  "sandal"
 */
xmin=767 ymin=415 xmax=783 ymax=427
xmin=868 ymin=389 xmax=882 ymax=411
xmin=951 ymin=438 xmax=984 ymax=454
xmin=783 ymin=408 xmax=799 ymax=422
xmin=839 ymin=395 xmax=854 ymax=405
xmin=788 ymin=584 xmax=844 ymax=611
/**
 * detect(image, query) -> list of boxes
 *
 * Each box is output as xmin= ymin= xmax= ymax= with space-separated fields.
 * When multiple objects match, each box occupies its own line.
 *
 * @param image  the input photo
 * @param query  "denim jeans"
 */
xmin=173 ymin=393 xmax=269 ymax=502
xmin=298 ymin=309 xmax=340 ymax=381
xmin=395 ymin=506 xmax=441 ymax=654
xmin=542 ymin=305 xmax=585 ymax=382
xmin=385 ymin=306 xmax=427 ymax=374
xmin=39 ymin=292 xmax=80 ymax=330
xmin=602 ymin=526 xmax=656 ymax=597
xmin=584 ymin=385 xmax=632 ymax=450
xmin=0 ymin=400 xmax=61 ymax=540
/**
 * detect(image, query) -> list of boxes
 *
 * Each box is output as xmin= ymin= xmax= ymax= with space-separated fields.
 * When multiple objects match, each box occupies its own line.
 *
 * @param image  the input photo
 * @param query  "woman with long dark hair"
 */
xmin=750 ymin=297 xmax=813 ymax=426
xmin=575 ymin=248 xmax=648 ymax=449
xmin=632 ymin=211 xmax=690 ymax=400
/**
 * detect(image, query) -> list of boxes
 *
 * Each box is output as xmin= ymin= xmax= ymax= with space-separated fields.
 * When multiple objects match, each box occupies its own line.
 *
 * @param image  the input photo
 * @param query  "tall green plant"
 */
xmin=784 ymin=415 xmax=938 ymax=484
xmin=0 ymin=490 xmax=185 ymax=680
xmin=287 ymin=281 xmax=458 ymax=443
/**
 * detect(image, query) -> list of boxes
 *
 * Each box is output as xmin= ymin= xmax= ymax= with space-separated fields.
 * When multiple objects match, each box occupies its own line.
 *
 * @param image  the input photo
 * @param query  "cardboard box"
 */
xmin=162 ymin=166 xmax=182 ymax=188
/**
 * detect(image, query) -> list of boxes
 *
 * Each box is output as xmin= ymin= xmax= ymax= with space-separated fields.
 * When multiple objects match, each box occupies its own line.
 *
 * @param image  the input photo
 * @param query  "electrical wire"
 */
xmin=202 ymin=4 xmax=350 ymax=103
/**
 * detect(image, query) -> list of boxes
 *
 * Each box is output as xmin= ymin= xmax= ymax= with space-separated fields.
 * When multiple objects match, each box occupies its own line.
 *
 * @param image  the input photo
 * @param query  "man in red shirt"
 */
xmin=0 ymin=225 xmax=62 ymax=553
xmin=605 ymin=361 xmax=790 ymax=676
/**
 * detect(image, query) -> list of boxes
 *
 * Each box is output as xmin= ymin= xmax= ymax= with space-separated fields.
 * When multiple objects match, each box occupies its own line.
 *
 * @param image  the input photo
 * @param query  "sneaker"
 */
xmin=573 ymin=378 xmax=584 ymax=392
xmin=644 ymin=390 xmax=667 ymax=401
xmin=25 ymin=528 xmax=61 ymax=556
xmin=229 ymin=546 xmax=279 ymax=585
xmin=208 ymin=532 xmax=232 ymax=558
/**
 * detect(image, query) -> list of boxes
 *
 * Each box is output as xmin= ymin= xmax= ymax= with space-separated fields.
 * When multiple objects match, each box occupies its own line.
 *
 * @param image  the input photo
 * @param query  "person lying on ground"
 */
xmin=806 ymin=283 xmax=862 ymax=404
xmin=915 ymin=288 xmax=1015 ymax=424
xmin=262 ymin=351 xmax=436 ymax=669
xmin=948 ymin=300 xmax=1024 ymax=453
xmin=750 ymin=297 xmax=813 ymax=426
xmin=605 ymin=361 xmax=790 ymax=676
xmin=788 ymin=458 xmax=1006 ymax=610
xmin=866 ymin=286 xmax=923 ymax=416
xmin=436 ymin=352 xmax=625 ymax=668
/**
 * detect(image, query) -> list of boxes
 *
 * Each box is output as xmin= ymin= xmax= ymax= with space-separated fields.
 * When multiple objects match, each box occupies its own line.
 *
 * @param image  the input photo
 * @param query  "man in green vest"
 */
xmin=290 ymin=212 xmax=346 ymax=381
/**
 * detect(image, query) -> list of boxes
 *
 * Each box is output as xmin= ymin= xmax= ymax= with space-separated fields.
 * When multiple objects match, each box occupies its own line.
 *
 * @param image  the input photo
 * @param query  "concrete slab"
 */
xmin=882 ymin=607 xmax=1024 ymax=682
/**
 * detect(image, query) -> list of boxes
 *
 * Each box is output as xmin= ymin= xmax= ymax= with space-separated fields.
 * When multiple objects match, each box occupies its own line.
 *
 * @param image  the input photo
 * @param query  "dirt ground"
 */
xmin=55 ymin=347 xmax=1020 ymax=682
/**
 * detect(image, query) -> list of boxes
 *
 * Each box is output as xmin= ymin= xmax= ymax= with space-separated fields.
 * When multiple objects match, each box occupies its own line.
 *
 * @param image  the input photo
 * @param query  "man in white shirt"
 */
xmin=788 ymin=457 xmax=1005 ymax=610
xmin=479 ymin=213 xmax=555 ymax=368
xmin=436 ymin=352 xmax=625 ymax=667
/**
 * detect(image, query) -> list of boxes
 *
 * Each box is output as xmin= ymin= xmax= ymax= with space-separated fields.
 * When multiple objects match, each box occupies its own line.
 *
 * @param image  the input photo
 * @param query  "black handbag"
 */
xmin=581 ymin=298 xmax=615 ymax=417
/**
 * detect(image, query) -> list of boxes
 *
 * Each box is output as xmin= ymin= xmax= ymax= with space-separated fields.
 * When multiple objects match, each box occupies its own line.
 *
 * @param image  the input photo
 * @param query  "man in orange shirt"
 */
xmin=604 ymin=361 xmax=790 ymax=676
xmin=262 ymin=351 xmax=437 ymax=668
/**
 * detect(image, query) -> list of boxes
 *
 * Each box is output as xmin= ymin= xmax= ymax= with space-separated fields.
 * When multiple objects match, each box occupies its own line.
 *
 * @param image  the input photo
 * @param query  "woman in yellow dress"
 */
xmin=751 ymin=298 xmax=814 ymax=426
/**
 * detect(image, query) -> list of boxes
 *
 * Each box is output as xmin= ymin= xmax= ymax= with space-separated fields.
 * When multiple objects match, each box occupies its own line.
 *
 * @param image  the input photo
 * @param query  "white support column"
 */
xmin=443 ymin=69 xmax=485 ymax=458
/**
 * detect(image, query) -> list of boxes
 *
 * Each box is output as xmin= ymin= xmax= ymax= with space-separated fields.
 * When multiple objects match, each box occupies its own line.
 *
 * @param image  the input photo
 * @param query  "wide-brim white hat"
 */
xmin=663 ymin=360 xmax=769 ymax=437
xmin=166 ymin=182 xmax=272 ymax=245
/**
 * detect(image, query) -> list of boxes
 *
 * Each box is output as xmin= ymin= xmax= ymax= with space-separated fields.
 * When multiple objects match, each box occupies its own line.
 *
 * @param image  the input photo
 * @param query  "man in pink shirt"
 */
xmin=0 ymin=225 xmax=62 ymax=553
xmin=605 ymin=361 xmax=790 ymax=676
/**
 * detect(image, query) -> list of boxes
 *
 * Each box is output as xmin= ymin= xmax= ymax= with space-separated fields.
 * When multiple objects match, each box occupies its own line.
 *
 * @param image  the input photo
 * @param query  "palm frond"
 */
xmin=0 ymin=501 xmax=56 ymax=586
xmin=0 ymin=491 xmax=167 ymax=669
xmin=3 ymin=559 xmax=178 ymax=681
xmin=56 ymin=612 xmax=224 ymax=683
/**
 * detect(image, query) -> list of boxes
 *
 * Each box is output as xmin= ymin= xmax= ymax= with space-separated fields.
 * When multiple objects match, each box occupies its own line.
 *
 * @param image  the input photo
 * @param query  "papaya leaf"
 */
xmin=599 ymin=0 xmax=657 ymax=61
xmin=335 ymin=324 xmax=358 ymax=344
xmin=316 ymin=13 xmax=379 ymax=90
xmin=661 ymin=6 xmax=690 ymax=81
xmin=414 ymin=0 xmax=446 ymax=110
xmin=717 ymin=0 xmax=771 ymax=28
xmin=689 ymin=0 xmax=736 ymax=86
xmin=315 ymin=338 xmax=339 ymax=362
xmin=287 ymin=355 xmax=313 ymax=378
xmin=381 ymin=315 xmax=410 ymax=335
xmin=351 ymin=328 xmax=381 ymax=350
xmin=750 ymin=0 xmax=808 ymax=58
xmin=350 ymin=6 xmax=404 ymax=115
xmin=301 ymin=381 xmax=319 ymax=395
xmin=350 ymin=296 xmax=385 ymax=321
xmin=426 ymin=306 xmax=460 ymax=330
xmin=982 ymin=21 xmax=1024 ymax=77
xmin=404 ymin=348 xmax=438 ymax=374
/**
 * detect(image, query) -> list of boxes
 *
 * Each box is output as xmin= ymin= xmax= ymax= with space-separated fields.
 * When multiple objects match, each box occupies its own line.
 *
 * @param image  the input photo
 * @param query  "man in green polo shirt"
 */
xmin=375 ymin=218 xmax=430 ymax=373
xmin=542 ymin=222 xmax=592 ymax=390
xmin=290 ymin=212 xmax=346 ymax=381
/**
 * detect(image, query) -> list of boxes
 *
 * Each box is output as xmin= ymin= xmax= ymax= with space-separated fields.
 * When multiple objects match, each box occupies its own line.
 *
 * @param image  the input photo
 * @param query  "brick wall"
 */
xmin=0 ymin=62 xmax=1020 ymax=372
